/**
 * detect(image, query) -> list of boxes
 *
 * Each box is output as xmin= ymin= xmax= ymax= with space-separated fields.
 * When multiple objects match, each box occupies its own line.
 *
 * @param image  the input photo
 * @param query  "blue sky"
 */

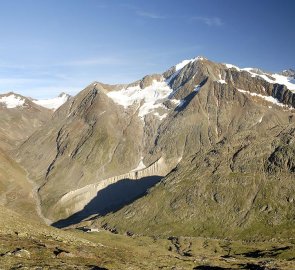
xmin=0 ymin=0 xmax=294 ymax=98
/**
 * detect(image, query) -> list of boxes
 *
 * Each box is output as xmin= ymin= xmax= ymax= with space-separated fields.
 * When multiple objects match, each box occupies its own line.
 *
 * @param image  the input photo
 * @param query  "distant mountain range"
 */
xmin=0 ymin=91 xmax=71 ymax=111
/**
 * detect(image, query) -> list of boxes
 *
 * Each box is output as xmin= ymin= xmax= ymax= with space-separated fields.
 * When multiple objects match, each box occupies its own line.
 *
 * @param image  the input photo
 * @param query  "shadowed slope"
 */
xmin=52 ymin=175 xmax=162 ymax=228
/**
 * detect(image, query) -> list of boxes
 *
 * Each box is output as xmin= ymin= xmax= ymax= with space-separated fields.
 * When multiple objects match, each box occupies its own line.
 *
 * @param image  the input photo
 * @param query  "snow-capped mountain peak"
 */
xmin=0 ymin=93 xmax=26 ymax=108
xmin=174 ymin=55 xmax=206 ymax=71
xmin=33 ymin=92 xmax=71 ymax=110
xmin=175 ymin=58 xmax=196 ymax=71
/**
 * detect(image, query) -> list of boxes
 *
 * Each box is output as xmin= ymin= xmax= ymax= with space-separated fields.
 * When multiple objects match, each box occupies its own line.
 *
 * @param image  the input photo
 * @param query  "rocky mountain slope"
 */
xmin=92 ymin=58 xmax=295 ymax=240
xmin=0 ymin=93 xmax=53 ymax=219
xmin=0 ymin=149 xmax=41 ymax=221
xmin=0 ymin=92 xmax=52 ymax=151
xmin=11 ymin=57 xmax=295 ymax=242
xmin=96 ymin=124 xmax=295 ymax=240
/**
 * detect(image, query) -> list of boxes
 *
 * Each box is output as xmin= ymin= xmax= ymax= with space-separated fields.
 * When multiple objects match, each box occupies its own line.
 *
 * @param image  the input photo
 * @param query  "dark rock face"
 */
xmin=271 ymin=84 xmax=295 ymax=108
xmin=267 ymin=144 xmax=295 ymax=173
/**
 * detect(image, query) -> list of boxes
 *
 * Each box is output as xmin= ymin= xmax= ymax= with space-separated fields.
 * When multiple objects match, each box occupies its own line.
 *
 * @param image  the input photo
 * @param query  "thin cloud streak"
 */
xmin=190 ymin=16 xmax=223 ymax=26
xmin=120 ymin=4 xmax=166 ymax=20
xmin=135 ymin=10 xmax=166 ymax=19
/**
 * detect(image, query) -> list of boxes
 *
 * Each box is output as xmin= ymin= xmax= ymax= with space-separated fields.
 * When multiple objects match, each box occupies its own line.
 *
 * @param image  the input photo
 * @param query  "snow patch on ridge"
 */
xmin=224 ymin=63 xmax=295 ymax=92
xmin=177 ymin=99 xmax=186 ymax=108
xmin=194 ymin=85 xmax=201 ymax=92
xmin=237 ymin=88 xmax=291 ymax=109
xmin=269 ymin=74 xmax=295 ymax=91
xmin=33 ymin=93 xmax=70 ymax=110
xmin=175 ymin=59 xmax=195 ymax=71
xmin=166 ymin=56 xmax=205 ymax=86
xmin=0 ymin=94 xmax=25 ymax=108
xmin=170 ymin=99 xmax=181 ymax=105
xmin=174 ymin=56 xmax=205 ymax=72
xmin=217 ymin=73 xmax=227 ymax=84
xmin=225 ymin=63 xmax=241 ymax=71
xmin=153 ymin=112 xmax=168 ymax=120
xmin=218 ymin=79 xmax=227 ymax=84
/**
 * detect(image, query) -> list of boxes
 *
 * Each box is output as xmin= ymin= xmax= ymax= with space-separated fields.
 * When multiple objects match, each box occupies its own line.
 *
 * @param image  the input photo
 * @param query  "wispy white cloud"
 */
xmin=135 ymin=10 xmax=166 ymax=19
xmin=120 ymin=4 xmax=166 ymax=20
xmin=191 ymin=16 xmax=223 ymax=26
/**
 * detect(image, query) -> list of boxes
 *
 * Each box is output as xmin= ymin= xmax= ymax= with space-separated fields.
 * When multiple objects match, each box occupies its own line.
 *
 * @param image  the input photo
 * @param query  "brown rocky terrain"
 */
xmin=92 ymin=58 xmax=295 ymax=240
xmin=0 ymin=92 xmax=51 ymax=151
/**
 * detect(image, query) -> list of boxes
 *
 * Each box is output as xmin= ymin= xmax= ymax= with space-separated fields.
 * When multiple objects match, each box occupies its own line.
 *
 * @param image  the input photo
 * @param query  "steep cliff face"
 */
xmin=16 ymin=57 xmax=295 ymax=228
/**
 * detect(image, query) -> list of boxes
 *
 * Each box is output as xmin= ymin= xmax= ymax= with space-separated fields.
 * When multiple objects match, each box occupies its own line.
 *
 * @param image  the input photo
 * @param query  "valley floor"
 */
xmin=0 ymin=207 xmax=295 ymax=270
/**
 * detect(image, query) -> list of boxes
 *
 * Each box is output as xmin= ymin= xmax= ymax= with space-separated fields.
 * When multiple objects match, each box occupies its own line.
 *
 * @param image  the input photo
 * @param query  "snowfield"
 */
xmin=33 ymin=93 xmax=70 ymax=110
xmin=0 ymin=94 xmax=25 ymax=108
xmin=107 ymin=79 xmax=173 ymax=120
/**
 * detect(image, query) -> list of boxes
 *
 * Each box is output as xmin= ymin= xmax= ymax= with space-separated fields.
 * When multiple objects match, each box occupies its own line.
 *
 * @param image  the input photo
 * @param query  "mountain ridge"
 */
xmin=2 ymin=56 xmax=294 ymax=242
